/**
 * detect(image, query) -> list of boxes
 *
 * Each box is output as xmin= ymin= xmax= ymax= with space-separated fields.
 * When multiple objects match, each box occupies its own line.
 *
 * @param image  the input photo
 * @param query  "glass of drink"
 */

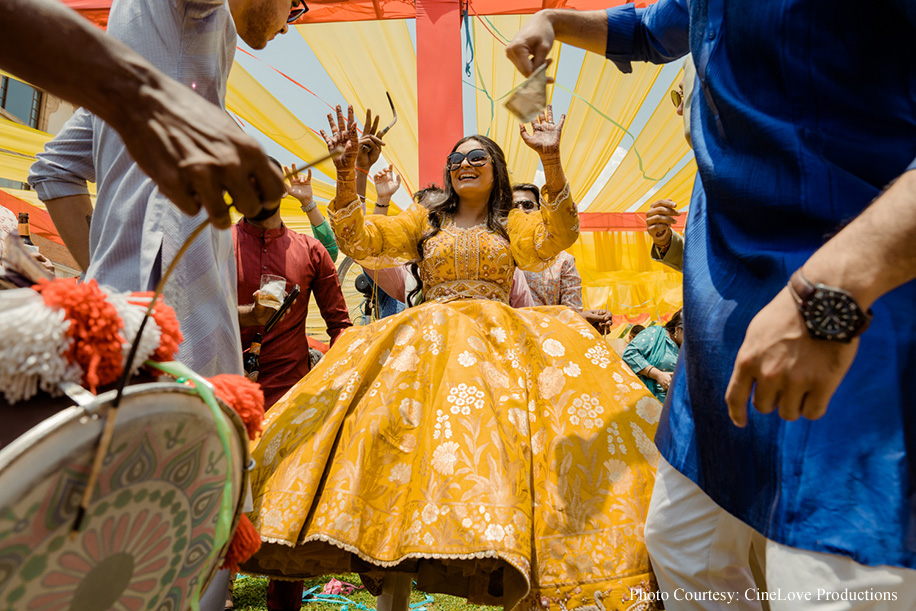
xmin=258 ymin=274 xmax=287 ymax=310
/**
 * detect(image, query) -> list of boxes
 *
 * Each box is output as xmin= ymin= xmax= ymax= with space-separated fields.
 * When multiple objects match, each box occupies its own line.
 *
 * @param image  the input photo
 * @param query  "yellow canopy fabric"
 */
xmin=4 ymin=13 xmax=690 ymax=325
xmin=0 ymin=117 xmax=48 ymax=184
xmin=568 ymin=232 xmax=682 ymax=316
xmin=0 ymin=117 xmax=50 ymax=157
xmin=297 ymin=20 xmax=419 ymax=197
xmin=563 ymin=57 xmax=667 ymax=203
xmin=588 ymin=68 xmax=693 ymax=212
xmin=473 ymin=15 xmax=560 ymax=187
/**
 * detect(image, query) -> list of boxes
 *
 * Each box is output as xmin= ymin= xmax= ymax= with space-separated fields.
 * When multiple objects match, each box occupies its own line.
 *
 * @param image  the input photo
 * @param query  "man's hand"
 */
xmin=127 ymin=76 xmax=285 ymax=229
xmin=725 ymin=288 xmax=859 ymax=427
xmin=506 ymin=9 xmax=608 ymax=77
xmin=506 ymin=11 xmax=556 ymax=77
xmin=238 ymin=291 xmax=277 ymax=327
xmin=581 ymin=309 xmax=613 ymax=335
xmin=646 ymin=200 xmax=681 ymax=249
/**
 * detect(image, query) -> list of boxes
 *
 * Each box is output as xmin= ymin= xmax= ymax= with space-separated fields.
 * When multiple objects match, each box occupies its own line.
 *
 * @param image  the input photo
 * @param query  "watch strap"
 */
xmin=788 ymin=269 xmax=873 ymax=341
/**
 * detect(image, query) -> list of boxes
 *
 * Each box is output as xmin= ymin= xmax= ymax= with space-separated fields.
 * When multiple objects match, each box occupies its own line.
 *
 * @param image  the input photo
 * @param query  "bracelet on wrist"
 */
xmin=355 ymin=167 xmax=370 ymax=175
xmin=374 ymin=203 xmax=390 ymax=208
xmin=301 ymin=200 xmax=317 ymax=212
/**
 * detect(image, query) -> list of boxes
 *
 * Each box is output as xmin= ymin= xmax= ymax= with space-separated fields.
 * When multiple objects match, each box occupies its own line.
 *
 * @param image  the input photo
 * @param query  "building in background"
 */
xmin=0 ymin=75 xmax=79 ymax=275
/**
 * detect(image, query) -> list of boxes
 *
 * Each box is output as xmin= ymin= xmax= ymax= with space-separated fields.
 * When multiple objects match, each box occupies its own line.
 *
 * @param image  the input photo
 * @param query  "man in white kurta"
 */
xmin=29 ymin=0 xmax=292 ymax=377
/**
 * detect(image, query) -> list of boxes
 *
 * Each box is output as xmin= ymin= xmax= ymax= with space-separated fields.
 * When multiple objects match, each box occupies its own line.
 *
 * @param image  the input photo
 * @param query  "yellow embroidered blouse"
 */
xmin=328 ymin=185 xmax=578 ymax=304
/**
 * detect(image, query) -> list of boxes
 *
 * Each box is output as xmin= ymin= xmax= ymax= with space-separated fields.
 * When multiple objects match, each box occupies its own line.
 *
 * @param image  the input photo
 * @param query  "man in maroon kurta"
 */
xmin=232 ymin=208 xmax=351 ymax=409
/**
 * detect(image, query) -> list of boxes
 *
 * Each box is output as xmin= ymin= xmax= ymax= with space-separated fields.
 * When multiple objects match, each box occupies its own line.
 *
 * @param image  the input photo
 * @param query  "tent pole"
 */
xmin=416 ymin=0 xmax=464 ymax=188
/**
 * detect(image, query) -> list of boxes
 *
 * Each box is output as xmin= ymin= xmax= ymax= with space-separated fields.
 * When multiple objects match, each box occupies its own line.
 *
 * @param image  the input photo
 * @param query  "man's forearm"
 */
xmin=802 ymin=169 xmax=916 ymax=309
xmin=44 ymin=195 xmax=93 ymax=271
xmin=545 ymin=9 xmax=609 ymax=56
xmin=0 ymin=0 xmax=162 ymax=135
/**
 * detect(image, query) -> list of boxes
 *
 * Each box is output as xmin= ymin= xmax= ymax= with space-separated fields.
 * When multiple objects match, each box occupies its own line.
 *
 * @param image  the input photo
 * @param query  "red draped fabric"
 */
xmin=416 ymin=0 xmax=463 ymax=187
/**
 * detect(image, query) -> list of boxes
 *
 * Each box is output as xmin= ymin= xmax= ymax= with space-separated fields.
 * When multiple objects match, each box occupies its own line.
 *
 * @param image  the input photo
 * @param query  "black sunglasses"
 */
xmin=288 ymin=2 xmax=309 ymax=24
xmin=447 ymin=149 xmax=490 ymax=171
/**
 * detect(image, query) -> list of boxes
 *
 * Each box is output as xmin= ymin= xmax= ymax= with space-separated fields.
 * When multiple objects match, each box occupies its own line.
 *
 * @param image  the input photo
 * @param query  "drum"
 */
xmin=0 ymin=382 xmax=249 ymax=611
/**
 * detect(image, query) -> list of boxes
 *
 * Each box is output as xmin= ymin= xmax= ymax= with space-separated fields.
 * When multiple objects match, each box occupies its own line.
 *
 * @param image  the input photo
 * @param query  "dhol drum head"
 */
xmin=0 ymin=383 xmax=248 ymax=611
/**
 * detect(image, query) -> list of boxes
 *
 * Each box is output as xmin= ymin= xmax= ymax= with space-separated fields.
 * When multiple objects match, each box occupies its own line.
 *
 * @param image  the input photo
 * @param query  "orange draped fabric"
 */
xmin=0 ymin=190 xmax=64 ymax=245
xmin=62 ymin=0 xmax=644 ymax=27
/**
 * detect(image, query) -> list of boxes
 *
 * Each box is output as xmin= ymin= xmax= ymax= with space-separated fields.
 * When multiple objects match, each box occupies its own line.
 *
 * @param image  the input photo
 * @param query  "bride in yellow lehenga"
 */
xmin=243 ymin=105 xmax=663 ymax=611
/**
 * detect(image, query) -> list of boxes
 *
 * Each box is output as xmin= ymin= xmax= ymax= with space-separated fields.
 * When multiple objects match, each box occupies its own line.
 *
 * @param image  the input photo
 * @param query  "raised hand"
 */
xmin=284 ymin=165 xmax=313 ymax=205
xmin=357 ymin=108 xmax=385 ymax=171
xmin=319 ymin=105 xmax=359 ymax=174
xmin=645 ymin=200 xmax=681 ymax=248
xmin=519 ymin=104 xmax=565 ymax=158
xmin=373 ymin=165 xmax=402 ymax=199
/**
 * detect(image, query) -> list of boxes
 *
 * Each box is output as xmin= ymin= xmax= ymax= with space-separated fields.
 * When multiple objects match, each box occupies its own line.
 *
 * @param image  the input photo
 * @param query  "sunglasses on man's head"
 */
xmin=447 ymin=149 xmax=490 ymax=171
xmin=288 ymin=2 xmax=309 ymax=24
xmin=670 ymin=89 xmax=683 ymax=108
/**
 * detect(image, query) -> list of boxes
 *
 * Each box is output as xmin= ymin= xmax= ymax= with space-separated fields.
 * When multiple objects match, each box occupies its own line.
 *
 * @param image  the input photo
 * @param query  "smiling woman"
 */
xmin=241 ymin=102 xmax=666 ymax=611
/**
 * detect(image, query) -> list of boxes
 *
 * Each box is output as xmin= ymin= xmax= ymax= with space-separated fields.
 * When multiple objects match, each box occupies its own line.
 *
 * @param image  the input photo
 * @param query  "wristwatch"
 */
xmin=787 ymin=270 xmax=873 ymax=342
xmin=301 ymin=199 xmax=317 ymax=213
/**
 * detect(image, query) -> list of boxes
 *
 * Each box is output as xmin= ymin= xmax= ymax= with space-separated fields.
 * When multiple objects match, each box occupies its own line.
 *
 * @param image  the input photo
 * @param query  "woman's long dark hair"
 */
xmin=407 ymin=135 xmax=514 ymax=305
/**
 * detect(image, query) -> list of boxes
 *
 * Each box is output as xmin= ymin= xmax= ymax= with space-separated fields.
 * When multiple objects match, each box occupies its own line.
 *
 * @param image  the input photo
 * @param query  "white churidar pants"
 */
xmin=644 ymin=457 xmax=916 ymax=610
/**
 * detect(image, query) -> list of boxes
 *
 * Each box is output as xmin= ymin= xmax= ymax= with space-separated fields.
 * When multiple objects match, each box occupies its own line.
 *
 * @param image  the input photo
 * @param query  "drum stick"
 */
xmin=72 ymin=145 xmax=342 ymax=536
xmin=72 ymin=221 xmax=209 ymax=538
xmin=283 ymin=147 xmax=343 ymax=182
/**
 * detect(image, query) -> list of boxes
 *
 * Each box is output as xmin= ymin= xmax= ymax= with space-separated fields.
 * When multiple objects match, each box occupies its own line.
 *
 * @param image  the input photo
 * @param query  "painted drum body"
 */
xmin=0 ymin=383 xmax=249 ymax=611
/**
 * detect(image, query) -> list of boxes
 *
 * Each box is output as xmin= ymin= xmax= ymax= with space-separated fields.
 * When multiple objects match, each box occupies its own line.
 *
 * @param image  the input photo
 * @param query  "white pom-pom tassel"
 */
xmin=103 ymin=289 xmax=162 ymax=376
xmin=0 ymin=288 xmax=80 ymax=403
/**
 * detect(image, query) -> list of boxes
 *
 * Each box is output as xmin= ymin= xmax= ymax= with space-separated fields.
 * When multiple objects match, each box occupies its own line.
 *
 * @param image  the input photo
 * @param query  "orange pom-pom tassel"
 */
xmin=34 ymin=278 xmax=123 ymax=392
xmin=221 ymin=514 xmax=262 ymax=572
xmin=208 ymin=374 xmax=265 ymax=440
xmin=146 ymin=294 xmax=183 ymax=362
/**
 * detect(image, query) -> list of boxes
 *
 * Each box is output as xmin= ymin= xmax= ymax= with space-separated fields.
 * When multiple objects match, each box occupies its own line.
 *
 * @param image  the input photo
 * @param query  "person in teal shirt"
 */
xmin=281 ymin=163 xmax=338 ymax=262
xmin=622 ymin=310 xmax=682 ymax=402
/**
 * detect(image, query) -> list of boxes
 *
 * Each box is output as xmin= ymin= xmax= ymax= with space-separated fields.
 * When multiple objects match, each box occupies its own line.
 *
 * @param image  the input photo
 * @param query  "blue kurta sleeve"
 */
xmin=605 ymin=0 xmax=690 ymax=73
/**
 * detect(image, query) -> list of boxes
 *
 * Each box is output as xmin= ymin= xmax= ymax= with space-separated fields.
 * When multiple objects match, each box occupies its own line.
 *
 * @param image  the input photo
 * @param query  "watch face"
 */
xmin=806 ymin=288 xmax=860 ymax=340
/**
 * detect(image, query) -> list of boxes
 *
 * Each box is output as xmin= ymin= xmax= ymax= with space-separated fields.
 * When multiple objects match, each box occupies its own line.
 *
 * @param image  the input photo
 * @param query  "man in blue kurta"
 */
xmin=508 ymin=1 xmax=916 ymax=607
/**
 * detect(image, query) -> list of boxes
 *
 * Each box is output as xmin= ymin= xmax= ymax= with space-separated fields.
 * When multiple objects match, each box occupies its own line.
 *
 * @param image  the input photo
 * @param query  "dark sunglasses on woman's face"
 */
xmin=288 ymin=2 xmax=309 ymax=23
xmin=447 ymin=149 xmax=490 ymax=171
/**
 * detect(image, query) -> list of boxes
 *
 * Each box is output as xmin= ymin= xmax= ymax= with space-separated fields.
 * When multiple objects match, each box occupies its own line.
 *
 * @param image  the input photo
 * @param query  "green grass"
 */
xmin=231 ymin=573 xmax=500 ymax=611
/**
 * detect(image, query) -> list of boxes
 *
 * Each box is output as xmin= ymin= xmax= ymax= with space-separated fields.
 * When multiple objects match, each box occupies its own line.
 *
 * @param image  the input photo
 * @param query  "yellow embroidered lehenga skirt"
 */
xmin=243 ymin=301 xmax=662 ymax=611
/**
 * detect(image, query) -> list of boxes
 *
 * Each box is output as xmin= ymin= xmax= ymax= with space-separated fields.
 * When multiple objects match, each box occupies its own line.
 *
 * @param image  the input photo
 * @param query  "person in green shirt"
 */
xmin=282 ymin=165 xmax=339 ymax=262
xmin=623 ymin=310 xmax=683 ymax=402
